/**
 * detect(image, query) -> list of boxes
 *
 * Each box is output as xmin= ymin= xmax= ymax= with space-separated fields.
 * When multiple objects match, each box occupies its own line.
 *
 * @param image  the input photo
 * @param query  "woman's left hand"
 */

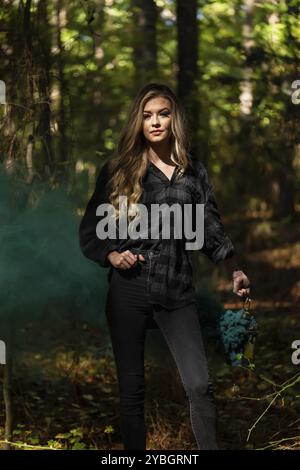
xmin=232 ymin=270 xmax=251 ymax=298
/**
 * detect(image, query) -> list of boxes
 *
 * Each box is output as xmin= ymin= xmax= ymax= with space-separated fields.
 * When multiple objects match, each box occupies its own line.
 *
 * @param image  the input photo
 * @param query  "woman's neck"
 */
xmin=146 ymin=145 xmax=173 ymax=166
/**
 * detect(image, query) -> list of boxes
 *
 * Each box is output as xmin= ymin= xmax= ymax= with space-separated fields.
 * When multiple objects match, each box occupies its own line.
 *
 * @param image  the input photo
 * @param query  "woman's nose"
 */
xmin=151 ymin=115 xmax=160 ymax=125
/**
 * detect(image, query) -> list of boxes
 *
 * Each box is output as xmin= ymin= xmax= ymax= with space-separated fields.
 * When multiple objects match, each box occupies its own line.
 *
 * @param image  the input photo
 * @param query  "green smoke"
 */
xmin=0 ymin=163 xmax=109 ymax=357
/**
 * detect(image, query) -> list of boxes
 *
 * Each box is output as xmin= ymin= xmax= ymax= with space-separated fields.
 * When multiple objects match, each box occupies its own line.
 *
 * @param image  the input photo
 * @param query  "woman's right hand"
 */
xmin=107 ymin=250 xmax=145 ymax=269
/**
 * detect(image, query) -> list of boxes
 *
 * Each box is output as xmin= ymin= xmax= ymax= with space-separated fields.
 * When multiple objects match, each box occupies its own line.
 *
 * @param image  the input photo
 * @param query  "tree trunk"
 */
xmin=36 ymin=0 xmax=54 ymax=177
xmin=271 ymin=145 xmax=296 ymax=220
xmin=239 ymin=0 xmax=254 ymax=116
xmin=131 ymin=0 xmax=158 ymax=88
xmin=269 ymin=2 xmax=297 ymax=220
xmin=55 ymin=0 xmax=69 ymax=183
xmin=3 ymin=357 xmax=13 ymax=450
xmin=2 ymin=324 xmax=13 ymax=451
xmin=91 ymin=1 xmax=106 ymax=158
xmin=176 ymin=0 xmax=203 ymax=161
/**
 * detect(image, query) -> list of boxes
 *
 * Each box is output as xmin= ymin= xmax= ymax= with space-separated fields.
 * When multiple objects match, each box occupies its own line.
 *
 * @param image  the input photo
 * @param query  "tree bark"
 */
xmin=36 ymin=0 xmax=54 ymax=177
xmin=131 ymin=0 xmax=158 ymax=88
xmin=55 ymin=0 xmax=69 ymax=183
xmin=176 ymin=0 xmax=203 ymax=161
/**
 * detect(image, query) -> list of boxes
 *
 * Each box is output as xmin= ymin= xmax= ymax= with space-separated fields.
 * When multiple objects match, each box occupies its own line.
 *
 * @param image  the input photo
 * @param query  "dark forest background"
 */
xmin=0 ymin=0 xmax=299 ymax=451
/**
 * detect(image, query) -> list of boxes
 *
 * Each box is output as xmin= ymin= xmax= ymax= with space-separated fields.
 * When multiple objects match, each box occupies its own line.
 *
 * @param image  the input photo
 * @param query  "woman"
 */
xmin=79 ymin=83 xmax=251 ymax=450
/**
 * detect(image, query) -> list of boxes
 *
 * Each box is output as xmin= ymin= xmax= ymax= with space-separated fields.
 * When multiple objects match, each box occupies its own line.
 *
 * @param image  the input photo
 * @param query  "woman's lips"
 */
xmin=151 ymin=130 xmax=164 ymax=134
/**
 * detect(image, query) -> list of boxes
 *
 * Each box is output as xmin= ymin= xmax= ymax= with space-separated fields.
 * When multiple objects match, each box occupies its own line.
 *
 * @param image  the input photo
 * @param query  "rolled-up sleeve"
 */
xmin=199 ymin=164 xmax=236 ymax=264
xmin=79 ymin=162 xmax=119 ymax=268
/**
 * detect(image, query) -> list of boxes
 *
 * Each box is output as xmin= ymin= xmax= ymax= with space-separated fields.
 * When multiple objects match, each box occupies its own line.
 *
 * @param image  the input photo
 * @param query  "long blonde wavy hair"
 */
xmin=105 ymin=83 xmax=193 ymax=223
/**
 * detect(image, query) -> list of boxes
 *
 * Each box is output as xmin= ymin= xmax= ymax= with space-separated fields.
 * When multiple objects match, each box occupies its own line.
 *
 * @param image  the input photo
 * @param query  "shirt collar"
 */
xmin=145 ymin=157 xmax=197 ymax=180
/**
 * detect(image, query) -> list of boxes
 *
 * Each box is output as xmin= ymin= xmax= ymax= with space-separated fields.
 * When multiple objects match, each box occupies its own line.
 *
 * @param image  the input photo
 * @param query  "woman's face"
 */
xmin=142 ymin=96 xmax=172 ymax=144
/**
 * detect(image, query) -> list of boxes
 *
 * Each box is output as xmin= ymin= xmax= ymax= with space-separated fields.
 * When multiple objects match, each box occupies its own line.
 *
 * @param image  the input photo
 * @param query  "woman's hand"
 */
xmin=232 ymin=270 xmax=251 ymax=298
xmin=107 ymin=250 xmax=145 ymax=269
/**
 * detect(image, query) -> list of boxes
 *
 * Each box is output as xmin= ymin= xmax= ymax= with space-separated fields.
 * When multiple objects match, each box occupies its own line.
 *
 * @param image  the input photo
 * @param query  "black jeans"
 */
xmin=105 ymin=248 xmax=218 ymax=450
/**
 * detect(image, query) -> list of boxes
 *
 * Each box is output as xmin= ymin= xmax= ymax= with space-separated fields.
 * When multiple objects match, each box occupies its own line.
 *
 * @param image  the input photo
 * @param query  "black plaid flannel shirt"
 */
xmin=79 ymin=158 xmax=236 ymax=310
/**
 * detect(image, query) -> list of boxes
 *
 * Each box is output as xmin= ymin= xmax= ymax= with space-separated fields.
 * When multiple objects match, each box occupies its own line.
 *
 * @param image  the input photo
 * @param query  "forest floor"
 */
xmin=0 ymin=215 xmax=299 ymax=451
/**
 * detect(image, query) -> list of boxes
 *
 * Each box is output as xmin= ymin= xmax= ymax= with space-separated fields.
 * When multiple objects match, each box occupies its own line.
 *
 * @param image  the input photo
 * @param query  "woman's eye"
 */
xmin=143 ymin=113 xmax=170 ymax=119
